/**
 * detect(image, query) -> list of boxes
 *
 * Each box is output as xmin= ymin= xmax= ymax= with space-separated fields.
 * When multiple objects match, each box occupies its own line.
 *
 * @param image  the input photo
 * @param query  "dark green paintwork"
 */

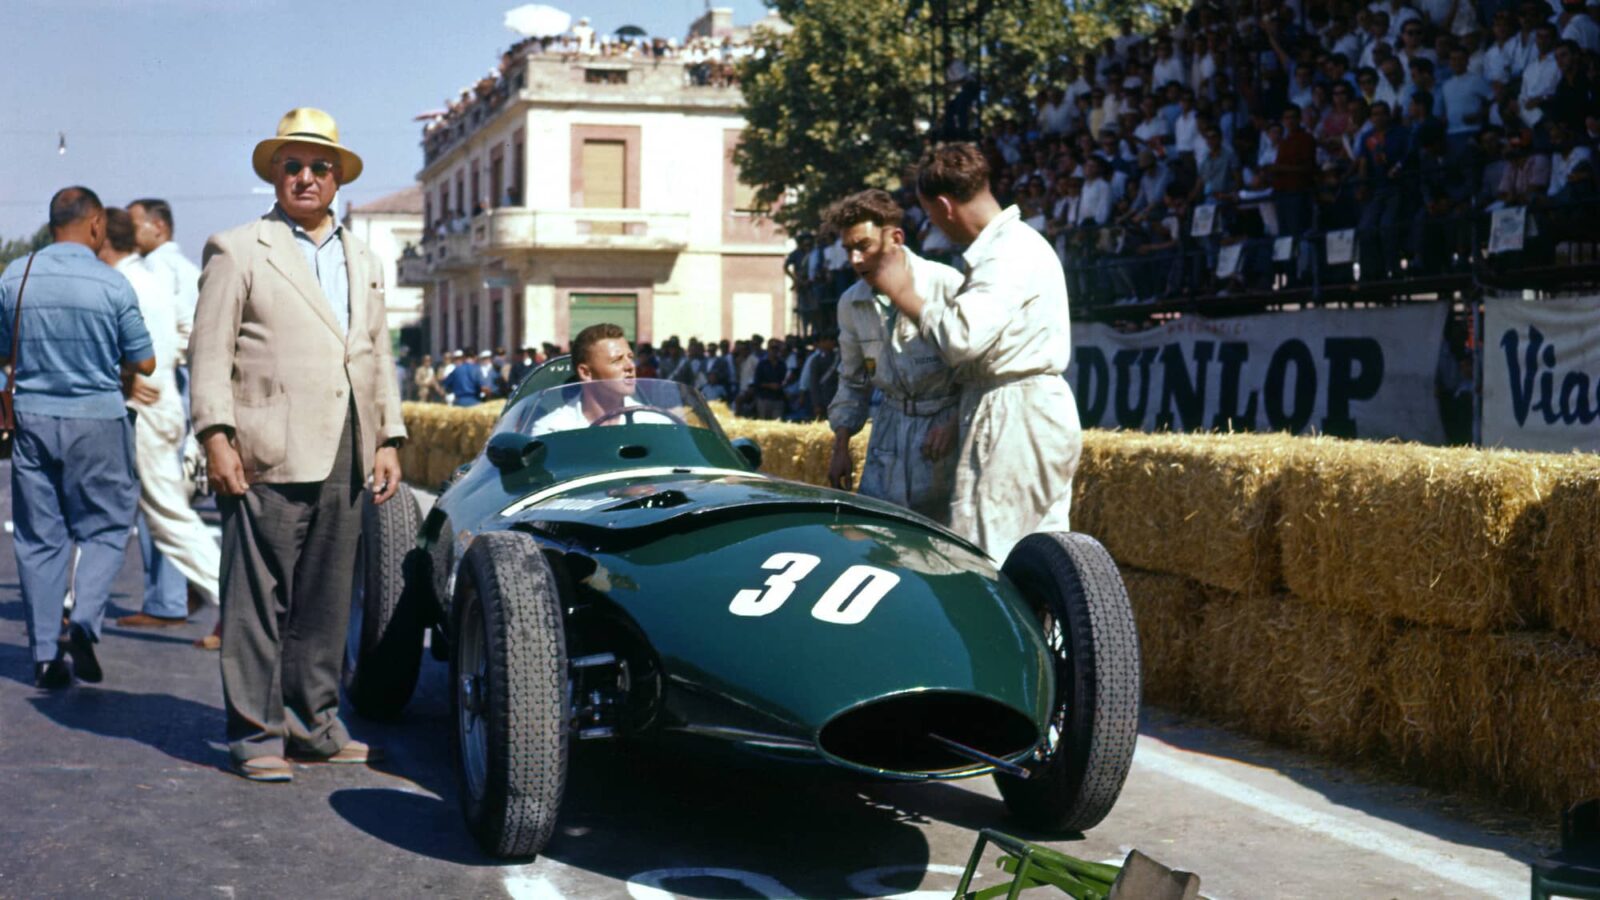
xmin=427 ymin=380 xmax=1057 ymax=778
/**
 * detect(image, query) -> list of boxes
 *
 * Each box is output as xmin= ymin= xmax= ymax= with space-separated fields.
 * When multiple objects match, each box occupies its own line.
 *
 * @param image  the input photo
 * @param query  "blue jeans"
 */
xmin=12 ymin=412 xmax=139 ymax=663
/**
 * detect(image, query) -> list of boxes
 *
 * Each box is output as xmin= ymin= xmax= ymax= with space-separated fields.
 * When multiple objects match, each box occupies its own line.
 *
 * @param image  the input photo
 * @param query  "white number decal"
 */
xmin=728 ymin=552 xmax=820 ymax=617
xmin=811 ymin=565 xmax=901 ymax=625
xmin=729 ymin=554 xmax=899 ymax=624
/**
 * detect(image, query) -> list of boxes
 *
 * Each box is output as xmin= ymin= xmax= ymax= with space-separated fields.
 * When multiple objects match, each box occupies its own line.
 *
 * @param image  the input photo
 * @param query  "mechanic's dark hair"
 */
xmin=571 ymin=322 xmax=627 ymax=370
xmin=915 ymin=143 xmax=991 ymax=203
xmin=130 ymin=198 xmax=174 ymax=231
xmin=827 ymin=189 xmax=903 ymax=233
xmin=49 ymin=186 xmax=103 ymax=232
xmin=103 ymin=207 xmax=137 ymax=253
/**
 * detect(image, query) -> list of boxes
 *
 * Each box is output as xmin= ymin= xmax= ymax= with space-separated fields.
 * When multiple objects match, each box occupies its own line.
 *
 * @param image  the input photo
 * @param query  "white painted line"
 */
xmin=3 ymin=520 xmax=10 ymax=534
xmin=1134 ymin=739 xmax=1526 ymax=898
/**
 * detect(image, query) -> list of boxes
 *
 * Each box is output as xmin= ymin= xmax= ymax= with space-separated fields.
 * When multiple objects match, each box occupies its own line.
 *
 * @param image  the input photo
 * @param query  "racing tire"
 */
xmin=451 ymin=531 xmax=569 ymax=859
xmin=345 ymin=484 xmax=427 ymax=720
xmin=995 ymin=531 xmax=1141 ymax=834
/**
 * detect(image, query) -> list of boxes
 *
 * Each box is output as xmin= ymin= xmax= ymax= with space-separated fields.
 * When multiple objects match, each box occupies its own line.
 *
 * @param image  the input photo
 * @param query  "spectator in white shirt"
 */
xmin=1516 ymin=23 xmax=1561 ymax=126
xmin=1173 ymin=91 xmax=1202 ymax=155
xmin=1371 ymin=0 xmax=1423 ymax=41
xmin=1375 ymin=56 xmax=1411 ymax=109
xmin=1152 ymin=39 xmax=1188 ymax=89
xmin=1440 ymin=47 xmax=1493 ymax=155
xmin=1547 ymin=121 xmax=1594 ymax=194
xmin=1326 ymin=16 xmax=1366 ymax=65
xmin=1133 ymin=96 xmax=1173 ymax=148
xmin=1482 ymin=11 xmax=1523 ymax=83
xmin=1079 ymin=157 xmax=1115 ymax=227
xmin=1558 ymin=0 xmax=1600 ymax=52
xmin=1289 ymin=63 xmax=1318 ymax=109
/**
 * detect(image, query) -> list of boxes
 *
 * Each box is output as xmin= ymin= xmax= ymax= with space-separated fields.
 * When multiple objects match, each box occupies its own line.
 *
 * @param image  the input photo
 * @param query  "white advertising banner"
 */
xmin=1483 ymin=295 xmax=1600 ymax=452
xmin=1068 ymin=303 xmax=1448 ymax=442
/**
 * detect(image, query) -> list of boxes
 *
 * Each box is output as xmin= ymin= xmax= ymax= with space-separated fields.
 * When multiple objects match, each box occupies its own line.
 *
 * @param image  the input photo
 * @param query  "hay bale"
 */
xmin=1074 ymin=431 xmax=1300 ymax=596
xmin=1122 ymin=569 xmax=1207 ymax=709
xmin=1278 ymin=440 xmax=1551 ymax=632
xmin=1378 ymin=628 xmax=1600 ymax=814
xmin=718 ymin=414 xmax=870 ymax=487
xmin=1530 ymin=457 xmax=1600 ymax=649
xmin=1185 ymin=590 xmax=1392 ymax=759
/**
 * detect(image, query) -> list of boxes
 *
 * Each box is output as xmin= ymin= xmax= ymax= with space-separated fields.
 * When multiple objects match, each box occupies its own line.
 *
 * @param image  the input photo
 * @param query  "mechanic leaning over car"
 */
xmin=871 ymin=143 xmax=1081 ymax=562
xmin=825 ymin=189 xmax=965 ymax=524
xmin=189 ymin=107 xmax=406 ymax=783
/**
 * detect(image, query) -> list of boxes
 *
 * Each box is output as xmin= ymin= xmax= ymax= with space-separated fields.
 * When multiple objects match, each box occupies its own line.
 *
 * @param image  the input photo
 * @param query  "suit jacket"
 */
xmin=189 ymin=212 xmax=405 ymax=483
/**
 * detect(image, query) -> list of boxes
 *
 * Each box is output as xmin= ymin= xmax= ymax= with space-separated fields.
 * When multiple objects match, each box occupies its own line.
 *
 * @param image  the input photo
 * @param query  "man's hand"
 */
xmin=827 ymin=432 xmax=855 ymax=490
xmin=922 ymin=421 xmax=957 ymax=461
xmin=864 ymin=242 xmax=919 ymax=315
xmin=371 ymin=446 xmax=402 ymax=504
xmin=126 ymin=375 xmax=161 ymax=406
xmin=203 ymin=429 xmax=249 ymax=496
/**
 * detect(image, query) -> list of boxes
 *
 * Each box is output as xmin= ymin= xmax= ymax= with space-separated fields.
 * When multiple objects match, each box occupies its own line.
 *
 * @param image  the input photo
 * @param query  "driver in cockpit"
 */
xmin=532 ymin=322 xmax=674 ymax=434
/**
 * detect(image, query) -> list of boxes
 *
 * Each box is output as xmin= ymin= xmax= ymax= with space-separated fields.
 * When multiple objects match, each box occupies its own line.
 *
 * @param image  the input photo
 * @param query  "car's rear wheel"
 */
xmin=451 ymin=531 xmax=568 ymax=858
xmin=345 ymin=484 xmax=426 ymax=720
xmin=995 ymin=531 xmax=1140 ymax=833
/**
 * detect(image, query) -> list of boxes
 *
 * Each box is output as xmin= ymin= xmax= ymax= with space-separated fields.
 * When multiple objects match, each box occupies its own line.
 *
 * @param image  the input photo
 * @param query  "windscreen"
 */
xmin=493 ymin=377 xmax=729 ymax=440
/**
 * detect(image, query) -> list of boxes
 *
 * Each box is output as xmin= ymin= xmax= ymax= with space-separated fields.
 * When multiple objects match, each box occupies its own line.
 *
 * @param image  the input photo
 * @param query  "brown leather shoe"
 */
xmin=233 ymin=755 xmax=294 ymax=782
xmin=117 ymin=612 xmax=188 ymax=628
xmin=290 ymin=740 xmax=383 ymax=765
xmin=193 ymin=633 xmax=221 ymax=651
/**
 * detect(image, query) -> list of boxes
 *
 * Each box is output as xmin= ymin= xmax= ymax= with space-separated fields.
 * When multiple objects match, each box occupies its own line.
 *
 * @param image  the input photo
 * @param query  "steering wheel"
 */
xmin=589 ymin=405 xmax=688 ymax=427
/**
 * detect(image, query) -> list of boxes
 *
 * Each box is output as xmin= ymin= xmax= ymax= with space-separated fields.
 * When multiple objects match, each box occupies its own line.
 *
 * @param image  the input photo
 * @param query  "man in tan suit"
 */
xmin=190 ymin=108 xmax=405 ymax=782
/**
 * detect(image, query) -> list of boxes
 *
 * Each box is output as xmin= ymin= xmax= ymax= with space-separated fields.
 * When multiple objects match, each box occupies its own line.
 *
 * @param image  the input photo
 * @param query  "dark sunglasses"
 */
xmin=283 ymin=159 xmax=336 ymax=178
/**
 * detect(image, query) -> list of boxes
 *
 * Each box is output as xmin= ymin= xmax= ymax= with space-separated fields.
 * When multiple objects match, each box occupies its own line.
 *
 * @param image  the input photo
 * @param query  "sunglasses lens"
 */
xmin=283 ymin=160 xmax=334 ymax=177
xmin=283 ymin=160 xmax=303 ymax=175
xmin=312 ymin=162 xmax=333 ymax=177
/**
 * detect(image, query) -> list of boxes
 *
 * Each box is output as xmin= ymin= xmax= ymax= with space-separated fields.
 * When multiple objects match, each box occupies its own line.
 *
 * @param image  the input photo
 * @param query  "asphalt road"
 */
xmin=0 ymin=465 xmax=1548 ymax=899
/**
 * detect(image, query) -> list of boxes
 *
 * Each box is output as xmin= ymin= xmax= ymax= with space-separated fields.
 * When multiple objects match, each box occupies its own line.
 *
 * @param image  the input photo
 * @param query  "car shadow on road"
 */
xmin=25 ymin=687 xmax=224 ymax=769
xmin=326 ymin=660 xmax=937 ymax=893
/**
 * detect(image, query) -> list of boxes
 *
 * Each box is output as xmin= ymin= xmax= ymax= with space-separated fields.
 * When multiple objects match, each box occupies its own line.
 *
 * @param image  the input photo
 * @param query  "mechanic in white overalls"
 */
xmin=870 ymin=144 xmax=1081 ymax=561
xmin=825 ymin=189 xmax=966 ymax=523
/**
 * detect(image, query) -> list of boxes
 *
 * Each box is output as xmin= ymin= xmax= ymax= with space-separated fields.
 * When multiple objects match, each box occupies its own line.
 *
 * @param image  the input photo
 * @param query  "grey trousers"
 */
xmin=220 ymin=405 xmax=362 ymax=761
xmin=12 ymin=412 xmax=139 ymax=663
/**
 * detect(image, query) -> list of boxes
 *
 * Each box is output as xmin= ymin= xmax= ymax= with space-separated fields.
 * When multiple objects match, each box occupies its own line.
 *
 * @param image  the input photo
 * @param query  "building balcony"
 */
xmin=426 ymin=231 xmax=474 ymax=272
xmin=397 ymin=253 xmax=431 ymax=287
xmin=474 ymin=207 xmax=691 ymax=254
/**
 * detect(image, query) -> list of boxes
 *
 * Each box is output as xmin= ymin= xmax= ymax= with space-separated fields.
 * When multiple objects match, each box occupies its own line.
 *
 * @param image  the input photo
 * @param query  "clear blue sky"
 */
xmin=1 ymin=0 xmax=771 ymax=262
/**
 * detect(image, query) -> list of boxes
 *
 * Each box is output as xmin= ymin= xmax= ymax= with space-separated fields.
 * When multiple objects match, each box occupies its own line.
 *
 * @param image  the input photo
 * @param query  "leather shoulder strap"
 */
xmin=5 ymin=252 xmax=36 ymax=397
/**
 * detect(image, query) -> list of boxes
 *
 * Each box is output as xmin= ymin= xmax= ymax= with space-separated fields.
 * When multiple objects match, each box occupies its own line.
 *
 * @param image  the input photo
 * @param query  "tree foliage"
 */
xmin=0 ymin=225 xmax=51 ymax=268
xmin=735 ymin=0 xmax=1184 ymax=234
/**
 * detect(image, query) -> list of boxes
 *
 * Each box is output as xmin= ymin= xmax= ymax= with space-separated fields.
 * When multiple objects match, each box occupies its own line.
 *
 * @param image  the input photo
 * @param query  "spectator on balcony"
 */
xmin=1442 ymin=47 xmax=1495 ymax=158
xmin=1560 ymin=0 xmax=1600 ymax=52
xmin=1355 ymin=101 xmax=1412 ymax=279
xmin=1409 ymin=122 xmax=1471 ymax=272
xmin=1515 ymin=23 xmax=1562 ymax=127
xmin=1274 ymin=105 xmax=1319 ymax=236
xmin=1483 ymin=12 xmax=1525 ymax=86
xmin=1544 ymin=40 xmax=1597 ymax=133
xmin=1545 ymin=119 xmax=1594 ymax=196
xmin=1495 ymin=127 xmax=1551 ymax=204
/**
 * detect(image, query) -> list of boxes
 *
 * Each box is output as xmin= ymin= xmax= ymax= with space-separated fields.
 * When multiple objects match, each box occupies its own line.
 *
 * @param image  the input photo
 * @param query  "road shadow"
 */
xmin=1139 ymin=706 xmax=1550 ymax=863
xmin=26 ymin=687 xmax=224 ymax=770
xmin=328 ymin=658 xmax=936 ymax=892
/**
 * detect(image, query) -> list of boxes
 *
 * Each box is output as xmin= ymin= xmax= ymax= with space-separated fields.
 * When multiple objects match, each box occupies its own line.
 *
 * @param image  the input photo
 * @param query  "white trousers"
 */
xmin=133 ymin=396 xmax=221 ymax=603
xmin=951 ymin=375 xmax=1082 ymax=562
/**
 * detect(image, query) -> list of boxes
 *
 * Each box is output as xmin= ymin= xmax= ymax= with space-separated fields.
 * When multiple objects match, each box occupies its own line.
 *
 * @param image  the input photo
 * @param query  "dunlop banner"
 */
xmin=1484 ymin=295 xmax=1600 ymax=452
xmin=1068 ymin=303 xmax=1448 ymax=442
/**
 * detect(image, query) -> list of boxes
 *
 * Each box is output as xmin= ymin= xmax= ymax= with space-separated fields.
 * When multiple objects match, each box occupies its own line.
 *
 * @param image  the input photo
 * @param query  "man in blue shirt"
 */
xmin=0 ymin=187 xmax=155 ymax=688
xmin=441 ymin=349 xmax=485 ymax=406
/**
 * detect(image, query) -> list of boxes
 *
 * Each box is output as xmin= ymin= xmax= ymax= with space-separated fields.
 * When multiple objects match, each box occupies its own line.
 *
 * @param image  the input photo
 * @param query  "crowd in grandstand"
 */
xmin=881 ymin=0 xmax=1599 ymax=308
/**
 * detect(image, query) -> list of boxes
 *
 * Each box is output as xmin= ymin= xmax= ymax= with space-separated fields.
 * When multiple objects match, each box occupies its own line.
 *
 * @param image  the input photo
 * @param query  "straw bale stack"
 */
xmin=717 ymin=414 xmax=870 ymax=486
xmin=1277 ymin=440 xmax=1550 ymax=632
xmin=1379 ymin=628 xmax=1600 ymax=812
xmin=1183 ymin=590 xmax=1393 ymax=759
xmin=399 ymin=401 xmax=502 ymax=488
xmin=1530 ymin=456 xmax=1600 ymax=648
xmin=1074 ymin=431 xmax=1300 ymax=597
xmin=1122 ymin=569 xmax=1207 ymax=709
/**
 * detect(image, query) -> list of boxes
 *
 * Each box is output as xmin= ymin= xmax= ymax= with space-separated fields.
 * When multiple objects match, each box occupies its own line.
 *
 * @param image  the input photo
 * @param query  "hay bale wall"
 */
xmin=399 ymin=402 xmax=1600 ymax=814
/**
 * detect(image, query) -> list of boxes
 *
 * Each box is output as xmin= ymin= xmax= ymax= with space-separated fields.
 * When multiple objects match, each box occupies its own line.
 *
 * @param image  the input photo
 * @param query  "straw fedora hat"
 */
xmin=252 ymin=107 xmax=364 ymax=184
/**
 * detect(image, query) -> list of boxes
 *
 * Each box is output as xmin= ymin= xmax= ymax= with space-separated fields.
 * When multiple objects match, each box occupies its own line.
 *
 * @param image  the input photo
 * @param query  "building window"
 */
xmin=584 ymin=68 xmax=628 ymax=85
xmin=490 ymin=145 xmax=506 ymax=209
xmin=512 ymin=132 xmax=525 ymax=206
xmin=569 ymin=293 xmax=638 ymax=342
xmin=581 ymin=139 xmax=626 ymax=235
xmin=470 ymin=162 xmax=482 ymax=216
xmin=454 ymin=171 xmax=465 ymax=218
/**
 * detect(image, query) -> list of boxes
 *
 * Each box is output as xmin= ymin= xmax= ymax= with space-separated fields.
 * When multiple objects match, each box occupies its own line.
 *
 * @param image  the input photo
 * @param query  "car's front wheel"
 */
xmin=995 ymin=531 xmax=1141 ymax=834
xmin=451 ymin=531 xmax=568 ymax=858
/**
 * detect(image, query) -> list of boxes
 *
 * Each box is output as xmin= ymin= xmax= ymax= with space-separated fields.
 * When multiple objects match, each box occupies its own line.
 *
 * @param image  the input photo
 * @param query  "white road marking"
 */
xmin=626 ymin=868 xmax=798 ymax=899
xmin=1133 ymin=739 xmax=1526 ymax=898
xmin=846 ymin=863 xmax=976 ymax=900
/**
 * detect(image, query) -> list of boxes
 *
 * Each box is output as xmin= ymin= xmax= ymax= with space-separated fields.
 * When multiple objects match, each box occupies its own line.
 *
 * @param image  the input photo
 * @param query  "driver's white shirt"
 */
xmin=531 ymin=393 xmax=672 ymax=436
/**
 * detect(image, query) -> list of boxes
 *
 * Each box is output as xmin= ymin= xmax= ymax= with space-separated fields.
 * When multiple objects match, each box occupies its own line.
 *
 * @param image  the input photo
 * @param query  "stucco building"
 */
xmin=344 ymin=185 xmax=424 ymax=351
xmin=407 ymin=41 xmax=789 ymax=356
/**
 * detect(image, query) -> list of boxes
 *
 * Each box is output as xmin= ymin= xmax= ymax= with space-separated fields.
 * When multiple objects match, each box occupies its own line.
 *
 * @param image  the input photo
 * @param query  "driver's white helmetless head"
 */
xmin=571 ymin=322 xmax=637 ymax=420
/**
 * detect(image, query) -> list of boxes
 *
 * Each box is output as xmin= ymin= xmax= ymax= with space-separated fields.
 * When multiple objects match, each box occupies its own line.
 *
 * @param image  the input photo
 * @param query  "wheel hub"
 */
xmin=459 ymin=673 xmax=484 ymax=715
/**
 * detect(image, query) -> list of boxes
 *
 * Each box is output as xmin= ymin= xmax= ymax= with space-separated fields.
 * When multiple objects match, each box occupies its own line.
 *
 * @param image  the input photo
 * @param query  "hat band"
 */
xmin=284 ymin=131 xmax=337 ymax=142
